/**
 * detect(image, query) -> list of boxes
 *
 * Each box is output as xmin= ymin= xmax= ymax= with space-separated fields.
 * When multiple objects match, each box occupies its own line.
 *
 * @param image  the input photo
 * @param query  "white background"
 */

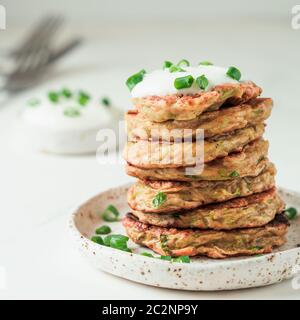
xmin=0 ymin=0 xmax=300 ymax=299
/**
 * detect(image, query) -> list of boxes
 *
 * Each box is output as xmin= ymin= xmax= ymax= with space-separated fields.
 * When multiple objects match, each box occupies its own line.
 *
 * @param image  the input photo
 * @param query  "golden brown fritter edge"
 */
xmin=132 ymin=81 xmax=262 ymax=122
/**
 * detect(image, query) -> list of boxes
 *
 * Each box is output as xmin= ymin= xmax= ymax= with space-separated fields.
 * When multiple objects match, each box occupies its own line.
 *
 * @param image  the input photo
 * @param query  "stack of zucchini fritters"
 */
xmin=123 ymin=67 xmax=288 ymax=259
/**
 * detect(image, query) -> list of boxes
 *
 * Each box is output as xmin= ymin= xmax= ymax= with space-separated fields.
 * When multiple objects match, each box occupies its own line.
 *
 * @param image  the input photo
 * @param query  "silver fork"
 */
xmin=0 ymin=15 xmax=64 ymax=75
xmin=0 ymin=38 xmax=82 ymax=103
xmin=1 ymin=15 xmax=64 ymax=59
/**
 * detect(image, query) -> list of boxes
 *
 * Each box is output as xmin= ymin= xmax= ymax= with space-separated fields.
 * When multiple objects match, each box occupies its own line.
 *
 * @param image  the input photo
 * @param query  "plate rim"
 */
xmin=68 ymin=184 xmax=300 ymax=269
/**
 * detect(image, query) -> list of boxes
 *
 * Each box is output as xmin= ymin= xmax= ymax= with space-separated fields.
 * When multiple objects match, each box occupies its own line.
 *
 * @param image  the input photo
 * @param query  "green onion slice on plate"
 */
xmin=101 ymin=204 xmax=120 ymax=222
xmin=285 ymin=207 xmax=298 ymax=220
xmin=95 ymin=225 xmax=111 ymax=235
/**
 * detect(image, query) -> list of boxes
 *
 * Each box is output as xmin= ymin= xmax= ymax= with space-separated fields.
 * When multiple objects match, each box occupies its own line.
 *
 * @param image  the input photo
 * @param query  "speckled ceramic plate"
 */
xmin=68 ymin=184 xmax=300 ymax=291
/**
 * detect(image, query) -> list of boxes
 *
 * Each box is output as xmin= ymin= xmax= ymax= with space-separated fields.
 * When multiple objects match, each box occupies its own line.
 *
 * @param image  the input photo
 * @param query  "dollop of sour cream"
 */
xmin=19 ymin=91 xmax=116 ymax=154
xmin=131 ymin=65 xmax=241 ymax=98
xmin=22 ymin=97 xmax=112 ymax=132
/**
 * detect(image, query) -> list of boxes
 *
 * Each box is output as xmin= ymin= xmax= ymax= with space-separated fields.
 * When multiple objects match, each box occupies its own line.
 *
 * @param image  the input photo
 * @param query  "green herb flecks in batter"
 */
xmin=160 ymin=234 xmax=171 ymax=254
xmin=253 ymin=109 xmax=263 ymax=116
xmin=218 ymin=169 xmax=228 ymax=178
xmin=229 ymin=171 xmax=240 ymax=178
xmin=249 ymin=246 xmax=264 ymax=251
xmin=184 ymin=174 xmax=200 ymax=180
xmin=152 ymin=192 xmax=167 ymax=208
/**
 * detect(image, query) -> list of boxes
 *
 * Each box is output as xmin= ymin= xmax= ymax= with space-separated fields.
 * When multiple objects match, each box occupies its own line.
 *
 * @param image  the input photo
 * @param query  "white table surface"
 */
xmin=0 ymin=20 xmax=300 ymax=299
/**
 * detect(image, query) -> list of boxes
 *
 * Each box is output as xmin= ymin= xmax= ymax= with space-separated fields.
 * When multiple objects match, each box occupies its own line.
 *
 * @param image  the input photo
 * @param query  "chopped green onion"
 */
xmin=101 ymin=97 xmax=111 ymax=107
xmin=27 ymin=98 xmax=40 ymax=107
xmin=61 ymin=88 xmax=72 ymax=98
xmin=110 ymin=237 xmax=129 ymax=251
xmin=229 ymin=171 xmax=240 ymax=178
xmin=48 ymin=91 xmax=59 ymax=103
xmin=160 ymin=256 xmax=172 ymax=261
xmin=126 ymin=69 xmax=146 ymax=91
xmin=169 ymin=65 xmax=186 ymax=73
xmin=174 ymin=75 xmax=194 ymax=89
xmin=101 ymin=204 xmax=120 ymax=222
xmin=163 ymin=61 xmax=173 ymax=69
xmin=63 ymin=108 xmax=81 ymax=117
xmin=172 ymin=256 xmax=190 ymax=263
xmin=103 ymin=235 xmax=112 ymax=246
xmin=285 ymin=207 xmax=298 ymax=220
xmin=226 ymin=66 xmax=241 ymax=81
xmin=103 ymin=234 xmax=128 ymax=246
xmin=177 ymin=59 xmax=190 ymax=67
xmin=79 ymin=90 xmax=90 ymax=99
xmin=104 ymin=234 xmax=131 ymax=252
xmin=141 ymin=252 xmax=154 ymax=258
xmin=196 ymin=74 xmax=209 ymax=90
xmin=78 ymin=96 xmax=89 ymax=106
xmin=152 ymin=192 xmax=167 ymax=208
xmin=95 ymin=225 xmax=111 ymax=235
xmin=91 ymin=235 xmax=104 ymax=245
xmin=78 ymin=91 xmax=90 ymax=106
xmin=199 ymin=61 xmax=213 ymax=66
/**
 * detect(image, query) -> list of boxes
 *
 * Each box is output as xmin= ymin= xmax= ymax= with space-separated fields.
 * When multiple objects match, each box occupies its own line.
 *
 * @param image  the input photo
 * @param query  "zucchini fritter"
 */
xmin=126 ymin=98 xmax=272 ymax=141
xmin=126 ymin=139 xmax=269 ymax=181
xmin=128 ymin=165 xmax=276 ymax=213
xmin=132 ymin=81 xmax=262 ymax=122
xmin=123 ymin=213 xmax=288 ymax=258
xmin=130 ymin=188 xmax=285 ymax=230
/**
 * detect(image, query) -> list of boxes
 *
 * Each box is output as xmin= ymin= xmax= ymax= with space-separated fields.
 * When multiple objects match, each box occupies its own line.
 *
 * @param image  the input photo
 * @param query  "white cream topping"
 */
xmin=131 ymin=65 xmax=241 ymax=98
xmin=22 ymin=96 xmax=112 ymax=132
xmin=18 ymin=93 xmax=117 ymax=154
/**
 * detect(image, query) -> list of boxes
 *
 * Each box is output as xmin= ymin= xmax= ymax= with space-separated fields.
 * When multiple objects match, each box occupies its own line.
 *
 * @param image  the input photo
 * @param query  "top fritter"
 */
xmin=126 ymin=60 xmax=262 ymax=122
